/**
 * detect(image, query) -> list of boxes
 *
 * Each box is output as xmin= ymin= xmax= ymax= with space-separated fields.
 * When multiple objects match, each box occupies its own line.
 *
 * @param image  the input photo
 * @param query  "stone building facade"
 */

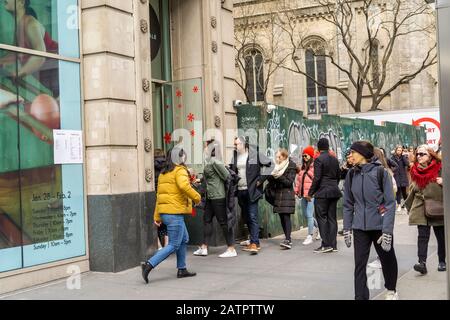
xmin=234 ymin=0 xmax=439 ymax=116
xmin=0 ymin=0 xmax=235 ymax=294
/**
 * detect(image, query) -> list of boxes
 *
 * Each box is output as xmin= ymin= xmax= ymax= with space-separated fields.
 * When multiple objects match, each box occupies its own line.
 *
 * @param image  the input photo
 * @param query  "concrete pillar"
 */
xmin=81 ymin=0 xmax=156 ymax=272
xmin=436 ymin=0 xmax=450 ymax=300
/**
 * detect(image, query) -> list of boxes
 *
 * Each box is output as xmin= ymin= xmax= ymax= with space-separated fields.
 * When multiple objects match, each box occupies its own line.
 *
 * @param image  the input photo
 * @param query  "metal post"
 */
xmin=436 ymin=0 xmax=450 ymax=300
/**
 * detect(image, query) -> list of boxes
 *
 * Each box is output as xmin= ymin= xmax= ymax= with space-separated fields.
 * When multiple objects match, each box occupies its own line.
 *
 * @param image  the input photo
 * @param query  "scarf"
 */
xmin=272 ymin=158 xmax=289 ymax=179
xmin=410 ymin=160 xmax=441 ymax=189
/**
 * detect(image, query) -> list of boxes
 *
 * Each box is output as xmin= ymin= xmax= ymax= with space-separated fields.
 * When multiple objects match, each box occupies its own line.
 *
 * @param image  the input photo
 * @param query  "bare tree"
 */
xmin=234 ymin=3 xmax=291 ymax=104
xmin=277 ymin=0 xmax=437 ymax=112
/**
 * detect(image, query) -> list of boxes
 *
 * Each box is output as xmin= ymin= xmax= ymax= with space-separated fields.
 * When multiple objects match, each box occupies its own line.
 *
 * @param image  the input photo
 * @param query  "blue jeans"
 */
xmin=237 ymin=190 xmax=260 ymax=245
xmin=148 ymin=214 xmax=189 ymax=270
xmin=300 ymin=197 xmax=316 ymax=235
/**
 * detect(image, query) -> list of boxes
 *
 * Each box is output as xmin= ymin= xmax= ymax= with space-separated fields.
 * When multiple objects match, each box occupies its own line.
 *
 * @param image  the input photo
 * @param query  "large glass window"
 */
xmin=244 ymin=48 xmax=264 ymax=104
xmin=0 ymin=0 xmax=84 ymax=273
xmin=305 ymin=49 xmax=328 ymax=115
xmin=370 ymin=40 xmax=380 ymax=89
xmin=0 ymin=0 xmax=79 ymax=58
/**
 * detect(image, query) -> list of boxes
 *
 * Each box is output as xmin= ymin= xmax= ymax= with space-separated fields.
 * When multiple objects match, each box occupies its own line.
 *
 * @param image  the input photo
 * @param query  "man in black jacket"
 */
xmin=230 ymin=136 xmax=273 ymax=254
xmin=307 ymin=138 xmax=342 ymax=253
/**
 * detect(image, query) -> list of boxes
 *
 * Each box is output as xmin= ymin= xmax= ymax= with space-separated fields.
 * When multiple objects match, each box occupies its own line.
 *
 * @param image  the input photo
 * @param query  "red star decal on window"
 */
xmin=177 ymin=104 xmax=183 ymax=109
xmin=165 ymin=105 xmax=170 ymax=109
xmin=193 ymin=86 xmax=199 ymax=93
xmin=164 ymin=132 xmax=172 ymax=144
xmin=190 ymin=129 xmax=195 ymax=137
xmin=176 ymin=89 xmax=183 ymax=97
xmin=187 ymin=113 xmax=195 ymax=122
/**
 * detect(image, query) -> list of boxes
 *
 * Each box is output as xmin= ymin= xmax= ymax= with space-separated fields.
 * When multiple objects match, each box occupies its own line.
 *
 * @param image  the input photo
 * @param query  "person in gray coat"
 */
xmin=343 ymin=141 xmax=399 ymax=300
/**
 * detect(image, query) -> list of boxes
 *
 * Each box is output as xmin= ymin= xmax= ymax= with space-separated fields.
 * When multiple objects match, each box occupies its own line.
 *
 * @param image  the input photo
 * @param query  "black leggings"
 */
xmin=353 ymin=229 xmax=398 ymax=300
xmin=396 ymin=187 xmax=408 ymax=204
xmin=278 ymin=213 xmax=292 ymax=241
xmin=203 ymin=198 xmax=234 ymax=247
xmin=418 ymin=225 xmax=446 ymax=264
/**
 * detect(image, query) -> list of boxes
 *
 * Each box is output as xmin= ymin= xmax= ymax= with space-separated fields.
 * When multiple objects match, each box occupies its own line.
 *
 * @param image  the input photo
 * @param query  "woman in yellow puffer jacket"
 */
xmin=141 ymin=147 xmax=201 ymax=284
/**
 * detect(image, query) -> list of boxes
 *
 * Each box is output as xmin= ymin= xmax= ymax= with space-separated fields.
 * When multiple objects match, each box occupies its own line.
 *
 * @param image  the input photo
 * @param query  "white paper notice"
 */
xmin=53 ymin=130 xmax=83 ymax=164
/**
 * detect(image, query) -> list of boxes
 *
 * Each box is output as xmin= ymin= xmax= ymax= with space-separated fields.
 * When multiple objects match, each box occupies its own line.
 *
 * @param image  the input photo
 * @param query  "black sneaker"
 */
xmin=332 ymin=247 xmax=338 ymax=252
xmin=413 ymin=262 xmax=428 ymax=275
xmin=314 ymin=246 xmax=333 ymax=253
xmin=438 ymin=262 xmax=446 ymax=272
xmin=338 ymin=230 xmax=344 ymax=236
xmin=141 ymin=262 xmax=153 ymax=284
xmin=280 ymin=240 xmax=292 ymax=249
xmin=177 ymin=269 xmax=197 ymax=278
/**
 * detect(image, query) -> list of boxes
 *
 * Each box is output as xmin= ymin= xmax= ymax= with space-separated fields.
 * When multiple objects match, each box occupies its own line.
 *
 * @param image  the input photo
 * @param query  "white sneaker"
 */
xmin=193 ymin=247 xmax=208 ymax=256
xmin=368 ymin=258 xmax=382 ymax=269
xmin=397 ymin=205 xmax=402 ymax=212
xmin=219 ymin=249 xmax=237 ymax=258
xmin=240 ymin=239 xmax=250 ymax=246
xmin=385 ymin=290 xmax=399 ymax=300
xmin=303 ymin=235 xmax=314 ymax=245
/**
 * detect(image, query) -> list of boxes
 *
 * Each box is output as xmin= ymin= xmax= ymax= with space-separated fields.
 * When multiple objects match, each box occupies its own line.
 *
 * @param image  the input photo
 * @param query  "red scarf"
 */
xmin=410 ymin=160 xmax=441 ymax=189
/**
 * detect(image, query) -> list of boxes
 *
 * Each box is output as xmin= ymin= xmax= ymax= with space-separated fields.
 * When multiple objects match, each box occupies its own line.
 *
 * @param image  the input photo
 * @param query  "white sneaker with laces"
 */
xmin=303 ymin=235 xmax=314 ymax=245
xmin=396 ymin=205 xmax=402 ymax=212
xmin=240 ymin=239 xmax=250 ymax=246
xmin=193 ymin=247 xmax=208 ymax=256
xmin=219 ymin=249 xmax=237 ymax=258
xmin=368 ymin=258 xmax=382 ymax=269
xmin=385 ymin=290 xmax=399 ymax=300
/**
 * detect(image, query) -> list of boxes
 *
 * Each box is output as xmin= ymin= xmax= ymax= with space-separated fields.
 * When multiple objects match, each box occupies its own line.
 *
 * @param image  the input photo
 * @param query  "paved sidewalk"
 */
xmin=0 ymin=212 xmax=446 ymax=300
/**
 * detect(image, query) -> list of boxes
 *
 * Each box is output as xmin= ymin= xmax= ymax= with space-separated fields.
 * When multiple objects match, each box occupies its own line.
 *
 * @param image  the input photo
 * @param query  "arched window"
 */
xmin=244 ymin=48 xmax=264 ymax=103
xmin=305 ymin=45 xmax=328 ymax=114
xmin=370 ymin=40 xmax=380 ymax=89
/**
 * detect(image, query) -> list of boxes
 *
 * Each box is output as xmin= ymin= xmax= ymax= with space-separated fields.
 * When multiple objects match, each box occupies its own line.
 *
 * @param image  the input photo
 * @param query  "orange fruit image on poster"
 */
xmin=29 ymin=94 xmax=60 ymax=139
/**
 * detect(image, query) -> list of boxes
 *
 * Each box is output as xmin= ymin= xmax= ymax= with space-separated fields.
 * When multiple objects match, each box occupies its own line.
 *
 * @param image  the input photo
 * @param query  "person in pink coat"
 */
xmin=295 ymin=146 xmax=320 ymax=245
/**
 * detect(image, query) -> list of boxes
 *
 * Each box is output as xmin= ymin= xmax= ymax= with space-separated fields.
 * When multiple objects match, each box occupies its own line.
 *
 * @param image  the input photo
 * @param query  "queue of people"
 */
xmin=142 ymin=138 xmax=445 ymax=301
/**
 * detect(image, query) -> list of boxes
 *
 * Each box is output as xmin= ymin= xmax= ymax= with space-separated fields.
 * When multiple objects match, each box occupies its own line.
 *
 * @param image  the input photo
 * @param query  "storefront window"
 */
xmin=0 ymin=0 xmax=79 ymax=58
xmin=150 ymin=0 xmax=171 ymax=81
xmin=0 ymin=1 xmax=84 ymax=273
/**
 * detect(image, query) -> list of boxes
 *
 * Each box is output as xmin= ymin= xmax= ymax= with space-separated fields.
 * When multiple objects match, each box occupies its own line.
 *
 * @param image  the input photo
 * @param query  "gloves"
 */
xmin=377 ymin=233 xmax=393 ymax=252
xmin=343 ymin=230 xmax=352 ymax=248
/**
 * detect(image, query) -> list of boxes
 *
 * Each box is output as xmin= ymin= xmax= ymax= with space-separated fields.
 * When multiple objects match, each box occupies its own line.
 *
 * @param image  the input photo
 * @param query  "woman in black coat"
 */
xmin=390 ymin=145 xmax=411 ymax=211
xmin=267 ymin=148 xmax=297 ymax=249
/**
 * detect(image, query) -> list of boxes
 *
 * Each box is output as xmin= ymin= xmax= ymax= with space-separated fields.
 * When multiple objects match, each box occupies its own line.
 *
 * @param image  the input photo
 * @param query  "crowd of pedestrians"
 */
xmin=141 ymin=138 xmax=446 ymax=301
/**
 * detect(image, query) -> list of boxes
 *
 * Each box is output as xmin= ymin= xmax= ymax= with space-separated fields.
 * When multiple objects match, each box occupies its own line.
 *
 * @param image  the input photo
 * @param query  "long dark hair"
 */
xmin=24 ymin=0 xmax=38 ymax=19
xmin=206 ymin=139 xmax=222 ymax=161
xmin=301 ymin=156 xmax=313 ymax=171
xmin=161 ymin=147 xmax=187 ymax=174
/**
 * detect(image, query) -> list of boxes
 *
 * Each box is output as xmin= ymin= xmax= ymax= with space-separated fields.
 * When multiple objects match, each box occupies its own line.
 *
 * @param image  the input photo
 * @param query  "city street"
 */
xmin=0 ymin=213 xmax=446 ymax=300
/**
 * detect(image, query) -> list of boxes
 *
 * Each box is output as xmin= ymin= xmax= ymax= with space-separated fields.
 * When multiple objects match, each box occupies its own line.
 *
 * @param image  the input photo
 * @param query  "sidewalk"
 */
xmin=0 ymin=212 xmax=446 ymax=300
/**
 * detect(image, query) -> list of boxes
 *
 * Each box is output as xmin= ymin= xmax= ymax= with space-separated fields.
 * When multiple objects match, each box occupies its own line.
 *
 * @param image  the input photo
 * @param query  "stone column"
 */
xmin=81 ymin=0 xmax=156 ymax=272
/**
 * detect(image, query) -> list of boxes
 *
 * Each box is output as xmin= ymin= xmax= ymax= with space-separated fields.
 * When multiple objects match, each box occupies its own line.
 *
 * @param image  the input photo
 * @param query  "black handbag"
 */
xmin=264 ymin=182 xmax=276 ymax=206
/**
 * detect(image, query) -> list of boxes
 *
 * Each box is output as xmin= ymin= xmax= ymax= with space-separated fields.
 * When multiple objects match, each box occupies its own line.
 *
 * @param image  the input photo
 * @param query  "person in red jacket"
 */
xmin=295 ymin=146 xmax=320 ymax=245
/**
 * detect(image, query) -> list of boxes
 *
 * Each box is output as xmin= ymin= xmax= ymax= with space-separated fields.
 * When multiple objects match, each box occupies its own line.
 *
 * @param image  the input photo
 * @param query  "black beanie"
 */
xmin=317 ymin=138 xmax=330 ymax=151
xmin=350 ymin=141 xmax=374 ymax=160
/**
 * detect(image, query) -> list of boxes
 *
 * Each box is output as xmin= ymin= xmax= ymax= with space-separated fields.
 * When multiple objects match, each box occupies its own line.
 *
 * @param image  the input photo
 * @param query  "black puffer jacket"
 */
xmin=268 ymin=160 xmax=297 ymax=214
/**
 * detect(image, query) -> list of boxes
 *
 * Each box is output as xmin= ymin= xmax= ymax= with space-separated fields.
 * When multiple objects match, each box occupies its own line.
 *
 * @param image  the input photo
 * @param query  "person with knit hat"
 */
xmin=295 ymin=146 xmax=320 ymax=245
xmin=308 ymin=138 xmax=342 ymax=253
xmin=343 ymin=141 xmax=399 ymax=300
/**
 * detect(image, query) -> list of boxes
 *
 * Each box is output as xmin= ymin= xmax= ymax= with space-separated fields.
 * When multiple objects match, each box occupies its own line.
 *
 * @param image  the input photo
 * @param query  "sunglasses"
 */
xmin=302 ymin=155 xmax=309 ymax=158
xmin=416 ymin=152 xmax=429 ymax=158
